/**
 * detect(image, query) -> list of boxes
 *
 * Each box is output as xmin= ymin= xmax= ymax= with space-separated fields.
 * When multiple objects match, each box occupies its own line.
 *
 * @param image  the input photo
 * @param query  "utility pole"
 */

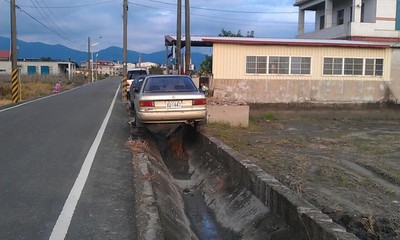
xmin=176 ymin=0 xmax=182 ymax=75
xmin=10 ymin=0 xmax=20 ymax=103
xmin=87 ymin=37 xmax=91 ymax=83
xmin=122 ymin=0 xmax=128 ymax=100
xmin=184 ymin=0 xmax=191 ymax=75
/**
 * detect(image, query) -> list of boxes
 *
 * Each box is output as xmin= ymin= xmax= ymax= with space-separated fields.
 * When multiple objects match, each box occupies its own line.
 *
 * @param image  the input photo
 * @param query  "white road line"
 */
xmin=49 ymin=85 xmax=120 ymax=240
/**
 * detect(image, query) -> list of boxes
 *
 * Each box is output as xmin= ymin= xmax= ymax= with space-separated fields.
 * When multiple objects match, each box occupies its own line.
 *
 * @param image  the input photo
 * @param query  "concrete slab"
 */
xmin=207 ymin=104 xmax=249 ymax=127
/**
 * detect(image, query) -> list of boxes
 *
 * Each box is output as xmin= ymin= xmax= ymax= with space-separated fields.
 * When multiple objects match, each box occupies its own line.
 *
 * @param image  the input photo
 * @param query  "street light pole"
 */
xmin=87 ymin=37 xmax=91 ymax=83
xmin=91 ymin=51 xmax=94 ymax=82
xmin=90 ymin=42 xmax=98 ymax=82
xmin=95 ymin=53 xmax=99 ymax=81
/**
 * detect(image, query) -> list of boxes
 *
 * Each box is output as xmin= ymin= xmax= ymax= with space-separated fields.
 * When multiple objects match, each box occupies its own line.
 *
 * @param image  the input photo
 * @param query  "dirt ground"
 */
xmin=204 ymin=104 xmax=400 ymax=240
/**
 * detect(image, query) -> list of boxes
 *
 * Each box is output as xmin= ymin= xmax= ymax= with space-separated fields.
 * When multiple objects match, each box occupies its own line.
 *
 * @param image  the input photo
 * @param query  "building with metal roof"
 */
xmin=164 ymin=35 xmax=400 ymax=103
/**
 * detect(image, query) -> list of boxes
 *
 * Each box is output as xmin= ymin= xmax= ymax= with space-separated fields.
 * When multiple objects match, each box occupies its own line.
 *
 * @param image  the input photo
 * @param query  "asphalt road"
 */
xmin=0 ymin=78 xmax=135 ymax=239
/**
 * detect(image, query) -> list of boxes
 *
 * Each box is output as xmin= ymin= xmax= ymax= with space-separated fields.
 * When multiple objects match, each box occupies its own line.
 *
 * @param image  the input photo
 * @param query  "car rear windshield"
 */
xmin=127 ymin=70 xmax=147 ymax=79
xmin=143 ymin=76 xmax=197 ymax=93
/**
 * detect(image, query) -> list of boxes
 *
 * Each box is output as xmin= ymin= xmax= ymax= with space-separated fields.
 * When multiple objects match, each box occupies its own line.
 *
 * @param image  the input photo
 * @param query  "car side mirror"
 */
xmin=134 ymin=88 xmax=139 ymax=93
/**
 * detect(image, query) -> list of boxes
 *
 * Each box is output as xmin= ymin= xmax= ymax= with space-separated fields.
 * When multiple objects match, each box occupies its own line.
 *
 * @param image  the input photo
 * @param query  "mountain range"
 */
xmin=0 ymin=37 xmax=206 ymax=69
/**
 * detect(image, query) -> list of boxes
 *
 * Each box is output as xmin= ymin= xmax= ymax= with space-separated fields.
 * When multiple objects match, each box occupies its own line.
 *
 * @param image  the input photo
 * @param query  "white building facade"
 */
xmin=0 ymin=60 xmax=76 ymax=78
xmin=295 ymin=0 xmax=400 ymax=42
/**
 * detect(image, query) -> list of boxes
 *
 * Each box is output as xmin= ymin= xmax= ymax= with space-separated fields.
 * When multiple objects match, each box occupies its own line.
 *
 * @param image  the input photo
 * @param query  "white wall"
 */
xmin=0 ymin=61 xmax=75 ymax=75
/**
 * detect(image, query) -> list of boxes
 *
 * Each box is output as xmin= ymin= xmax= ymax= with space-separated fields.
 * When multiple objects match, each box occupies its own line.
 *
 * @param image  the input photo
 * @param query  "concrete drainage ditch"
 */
xmin=128 ymin=124 xmax=359 ymax=240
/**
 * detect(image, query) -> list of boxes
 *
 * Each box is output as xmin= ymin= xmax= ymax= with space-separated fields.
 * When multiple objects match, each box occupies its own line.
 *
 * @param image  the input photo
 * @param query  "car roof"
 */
xmin=145 ymin=75 xmax=190 ymax=78
xmin=135 ymin=74 xmax=147 ymax=79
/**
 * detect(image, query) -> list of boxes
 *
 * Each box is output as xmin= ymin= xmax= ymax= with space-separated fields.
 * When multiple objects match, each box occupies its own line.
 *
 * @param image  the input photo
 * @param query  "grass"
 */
xmin=0 ymin=74 xmax=86 ymax=105
xmin=263 ymin=112 xmax=276 ymax=120
xmin=0 ymin=99 xmax=13 ymax=105
xmin=204 ymin=107 xmax=400 ymax=239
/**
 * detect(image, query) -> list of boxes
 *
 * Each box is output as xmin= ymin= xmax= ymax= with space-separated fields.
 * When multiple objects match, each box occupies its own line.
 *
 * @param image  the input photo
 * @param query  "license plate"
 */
xmin=166 ymin=101 xmax=182 ymax=108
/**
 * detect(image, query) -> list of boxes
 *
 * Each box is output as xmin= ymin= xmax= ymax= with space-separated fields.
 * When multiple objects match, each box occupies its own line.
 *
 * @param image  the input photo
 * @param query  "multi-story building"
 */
xmin=80 ymin=60 xmax=122 ymax=76
xmin=95 ymin=60 xmax=121 ymax=76
xmin=295 ymin=0 xmax=400 ymax=42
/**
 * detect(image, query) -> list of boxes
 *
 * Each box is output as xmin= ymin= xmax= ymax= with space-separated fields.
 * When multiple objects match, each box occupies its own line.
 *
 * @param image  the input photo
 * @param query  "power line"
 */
xmin=10 ymin=0 xmax=115 ymax=9
xmin=30 ymin=0 xmax=66 ymax=39
xmin=16 ymin=5 xmax=76 ymax=43
xmin=37 ymin=0 xmax=74 ymax=37
xmin=145 ymin=0 xmax=297 ymax=14
xmin=31 ymin=0 xmax=74 ymax=42
xmin=129 ymin=2 xmax=309 ymax=27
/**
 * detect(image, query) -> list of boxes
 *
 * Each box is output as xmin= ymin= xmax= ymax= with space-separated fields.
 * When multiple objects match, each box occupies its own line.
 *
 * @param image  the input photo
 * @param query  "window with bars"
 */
xmin=268 ymin=56 xmax=289 ymax=74
xmin=323 ymin=57 xmax=383 ymax=76
xmin=344 ymin=58 xmax=363 ymax=75
xmin=365 ymin=59 xmax=383 ymax=76
xmin=323 ymin=58 xmax=343 ymax=75
xmin=246 ymin=56 xmax=256 ymax=74
xmin=246 ymin=56 xmax=267 ymax=74
xmin=246 ymin=56 xmax=310 ymax=75
xmin=291 ymin=57 xmax=311 ymax=74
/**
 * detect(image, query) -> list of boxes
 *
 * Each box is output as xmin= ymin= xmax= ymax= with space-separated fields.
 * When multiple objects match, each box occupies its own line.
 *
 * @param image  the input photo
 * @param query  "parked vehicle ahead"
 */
xmin=132 ymin=75 xmax=207 ymax=127
xmin=126 ymin=68 xmax=147 ymax=99
xmin=129 ymin=75 xmax=147 ymax=109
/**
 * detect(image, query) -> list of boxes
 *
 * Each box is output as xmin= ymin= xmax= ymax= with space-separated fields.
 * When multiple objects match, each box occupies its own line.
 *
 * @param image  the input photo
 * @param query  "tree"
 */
xmin=218 ymin=28 xmax=254 ymax=38
xmin=199 ymin=55 xmax=212 ymax=76
xmin=149 ymin=65 xmax=164 ymax=74
xmin=246 ymin=31 xmax=255 ymax=38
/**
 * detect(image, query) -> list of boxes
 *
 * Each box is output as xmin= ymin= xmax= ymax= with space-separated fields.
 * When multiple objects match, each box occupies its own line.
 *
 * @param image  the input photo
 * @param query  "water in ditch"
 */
xmin=183 ymin=189 xmax=238 ymax=240
xmin=149 ymin=124 xmax=239 ymax=240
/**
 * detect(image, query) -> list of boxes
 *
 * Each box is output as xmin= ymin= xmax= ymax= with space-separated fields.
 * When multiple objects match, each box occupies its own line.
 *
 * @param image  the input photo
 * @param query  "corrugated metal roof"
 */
xmin=201 ymin=37 xmax=391 ymax=48
xmin=164 ymin=35 xmax=391 ymax=48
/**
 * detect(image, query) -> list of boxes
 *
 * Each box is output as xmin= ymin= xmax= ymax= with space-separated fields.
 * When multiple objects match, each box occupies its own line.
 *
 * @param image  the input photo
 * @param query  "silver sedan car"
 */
xmin=132 ymin=75 xmax=207 ymax=127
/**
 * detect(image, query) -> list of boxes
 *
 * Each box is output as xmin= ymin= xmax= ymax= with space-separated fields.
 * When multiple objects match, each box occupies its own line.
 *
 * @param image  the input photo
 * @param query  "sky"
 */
xmin=0 ymin=0 xmax=315 ymax=54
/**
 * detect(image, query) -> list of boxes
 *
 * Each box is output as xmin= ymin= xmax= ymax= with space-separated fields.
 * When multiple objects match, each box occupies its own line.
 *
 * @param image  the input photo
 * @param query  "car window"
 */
xmin=143 ymin=76 xmax=197 ymax=93
xmin=134 ymin=77 xmax=146 ymax=91
xmin=127 ymin=70 xmax=147 ymax=79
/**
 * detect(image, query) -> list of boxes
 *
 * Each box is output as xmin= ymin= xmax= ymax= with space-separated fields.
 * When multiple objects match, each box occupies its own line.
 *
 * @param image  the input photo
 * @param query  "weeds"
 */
xmin=361 ymin=214 xmax=377 ymax=239
xmin=126 ymin=139 xmax=149 ymax=153
xmin=0 ymin=74 xmax=86 ymax=105
xmin=263 ymin=112 xmax=276 ymax=121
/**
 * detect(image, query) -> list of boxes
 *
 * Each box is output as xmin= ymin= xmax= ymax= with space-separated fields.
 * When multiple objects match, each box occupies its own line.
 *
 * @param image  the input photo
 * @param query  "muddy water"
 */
xmin=183 ymin=190 xmax=237 ymax=240
xmin=148 ymin=124 xmax=238 ymax=239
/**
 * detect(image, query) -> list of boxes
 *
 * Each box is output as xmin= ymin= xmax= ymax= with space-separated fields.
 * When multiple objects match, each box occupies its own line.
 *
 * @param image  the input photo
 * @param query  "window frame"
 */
xmin=365 ymin=58 xmax=384 ymax=76
xmin=337 ymin=9 xmax=345 ymax=25
xmin=268 ymin=56 xmax=290 ymax=74
xmin=290 ymin=57 xmax=311 ymax=75
xmin=246 ymin=55 xmax=311 ymax=75
xmin=344 ymin=58 xmax=363 ymax=75
xmin=323 ymin=57 xmax=343 ymax=75
xmin=320 ymin=15 xmax=325 ymax=30
xmin=323 ymin=57 xmax=384 ymax=76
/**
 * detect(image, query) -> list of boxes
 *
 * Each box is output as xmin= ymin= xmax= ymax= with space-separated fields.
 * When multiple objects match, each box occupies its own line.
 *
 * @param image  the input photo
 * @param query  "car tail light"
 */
xmin=139 ymin=100 xmax=154 ymax=107
xmin=193 ymin=99 xmax=207 ymax=105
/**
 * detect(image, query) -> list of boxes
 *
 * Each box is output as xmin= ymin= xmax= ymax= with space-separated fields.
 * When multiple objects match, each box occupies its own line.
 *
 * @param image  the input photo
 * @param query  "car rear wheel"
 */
xmin=133 ymin=110 xmax=144 ymax=128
